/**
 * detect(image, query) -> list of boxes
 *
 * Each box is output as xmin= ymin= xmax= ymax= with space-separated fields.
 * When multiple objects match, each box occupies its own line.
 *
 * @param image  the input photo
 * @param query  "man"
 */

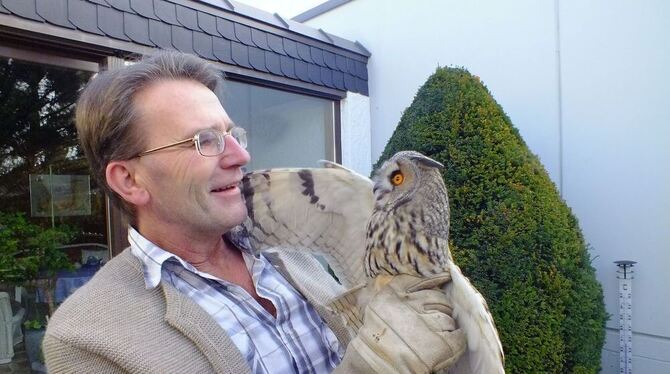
xmin=44 ymin=51 xmax=465 ymax=373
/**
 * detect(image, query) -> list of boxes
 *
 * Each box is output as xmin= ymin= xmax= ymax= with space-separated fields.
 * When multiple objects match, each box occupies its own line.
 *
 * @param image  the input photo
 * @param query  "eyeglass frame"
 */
xmin=134 ymin=127 xmax=246 ymax=158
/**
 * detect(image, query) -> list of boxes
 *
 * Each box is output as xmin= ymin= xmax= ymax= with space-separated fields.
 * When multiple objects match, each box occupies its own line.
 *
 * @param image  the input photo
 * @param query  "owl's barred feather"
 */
xmin=241 ymin=152 xmax=504 ymax=373
xmin=242 ymin=162 xmax=373 ymax=288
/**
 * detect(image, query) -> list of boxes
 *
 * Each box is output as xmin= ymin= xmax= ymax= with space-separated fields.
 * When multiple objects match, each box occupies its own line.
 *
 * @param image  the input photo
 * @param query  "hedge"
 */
xmin=375 ymin=67 xmax=607 ymax=373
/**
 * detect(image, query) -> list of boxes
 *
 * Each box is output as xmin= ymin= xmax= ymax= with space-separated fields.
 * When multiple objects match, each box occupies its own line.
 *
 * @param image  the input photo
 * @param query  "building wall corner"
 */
xmin=339 ymin=92 xmax=372 ymax=177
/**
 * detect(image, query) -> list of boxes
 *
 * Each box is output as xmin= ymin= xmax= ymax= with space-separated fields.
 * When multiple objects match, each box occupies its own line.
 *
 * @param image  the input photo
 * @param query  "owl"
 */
xmin=365 ymin=151 xmax=450 ymax=280
xmin=241 ymin=151 xmax=504 ymax=373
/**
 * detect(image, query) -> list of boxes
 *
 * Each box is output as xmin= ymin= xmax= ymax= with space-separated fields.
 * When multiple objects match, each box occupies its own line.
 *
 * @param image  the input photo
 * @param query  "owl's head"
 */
xmin=372 ymin=151 xmax=444 ymax=211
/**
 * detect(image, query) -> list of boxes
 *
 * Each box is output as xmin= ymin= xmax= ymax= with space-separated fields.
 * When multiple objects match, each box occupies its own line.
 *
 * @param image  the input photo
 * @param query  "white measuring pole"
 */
xmin=615 ymin=260 xmax=636 ymax=374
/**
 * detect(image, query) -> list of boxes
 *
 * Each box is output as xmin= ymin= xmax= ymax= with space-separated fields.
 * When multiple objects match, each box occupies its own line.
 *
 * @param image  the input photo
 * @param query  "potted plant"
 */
xmin=0 ymin=211 xmax=72 ymax=367
xmin=23 ymin=318 xmax=47 ymax=372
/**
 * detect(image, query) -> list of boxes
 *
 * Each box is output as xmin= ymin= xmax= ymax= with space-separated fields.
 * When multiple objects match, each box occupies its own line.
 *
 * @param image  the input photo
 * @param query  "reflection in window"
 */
xmin=0 ymin=55 xmax=106 ymax=369
xmin=0 ymin=57 xmax=108 ymax=267
xmin=219 ymin=80 xmax=335 ymax=170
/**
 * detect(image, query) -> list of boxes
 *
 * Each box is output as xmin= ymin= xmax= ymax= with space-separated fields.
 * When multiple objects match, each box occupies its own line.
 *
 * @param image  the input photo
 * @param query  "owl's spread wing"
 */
xmin=446 ymin=260 xmax=505 ymax=374
xmin=241 ymin=162 xmax=374 ymax=288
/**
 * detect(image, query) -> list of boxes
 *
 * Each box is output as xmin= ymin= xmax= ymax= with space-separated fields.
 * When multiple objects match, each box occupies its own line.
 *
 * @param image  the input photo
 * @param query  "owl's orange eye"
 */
xmin=391 ymin=171 xmax=404 ymax=186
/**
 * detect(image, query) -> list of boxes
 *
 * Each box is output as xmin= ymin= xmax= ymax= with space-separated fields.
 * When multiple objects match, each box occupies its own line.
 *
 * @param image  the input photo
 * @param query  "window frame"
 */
xmin=220 ymin=73 xmax=342 ymax=164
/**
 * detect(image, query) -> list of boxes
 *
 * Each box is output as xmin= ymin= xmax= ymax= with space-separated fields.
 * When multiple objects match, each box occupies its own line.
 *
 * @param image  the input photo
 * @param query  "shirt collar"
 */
xmin=128 ymin=226 xmax=259 ymax=289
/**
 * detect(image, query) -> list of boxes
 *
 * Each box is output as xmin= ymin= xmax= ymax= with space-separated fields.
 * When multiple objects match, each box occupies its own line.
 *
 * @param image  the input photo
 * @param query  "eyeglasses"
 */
xmin=136 ymin=127 xmax=247 ymax=158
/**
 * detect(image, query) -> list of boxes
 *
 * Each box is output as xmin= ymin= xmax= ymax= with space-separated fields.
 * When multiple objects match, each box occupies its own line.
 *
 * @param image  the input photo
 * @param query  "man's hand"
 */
xmin=337 ymin=273 xmax=466 ymax=373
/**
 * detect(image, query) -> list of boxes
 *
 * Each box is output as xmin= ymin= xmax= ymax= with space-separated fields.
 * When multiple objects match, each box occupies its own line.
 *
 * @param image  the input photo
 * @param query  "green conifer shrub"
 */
xmin=375 ymin=67 xmax=607 ymax=373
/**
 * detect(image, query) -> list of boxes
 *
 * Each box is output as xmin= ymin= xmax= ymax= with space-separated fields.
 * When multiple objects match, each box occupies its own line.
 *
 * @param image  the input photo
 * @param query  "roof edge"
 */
xmin=191 ymin=0 xmax=368 ymax=58
xmin=292 ymin=0 xmax=354 ymax=23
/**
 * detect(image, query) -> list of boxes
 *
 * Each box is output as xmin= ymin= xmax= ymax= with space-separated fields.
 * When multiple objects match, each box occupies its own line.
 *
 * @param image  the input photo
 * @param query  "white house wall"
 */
xmin=305 ymin=0 xmax=670 ymax=372
xmin=306 ymin=0 xmax=561 ymax=179
xmin=559 ymin=2 xmax=670 ymax=372
xmin=340 ymin=92 xmax=372 ymax=176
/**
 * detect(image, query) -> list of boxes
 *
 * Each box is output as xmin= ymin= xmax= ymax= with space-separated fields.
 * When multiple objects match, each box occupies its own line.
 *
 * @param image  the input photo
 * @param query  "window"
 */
xmin=219 ymin=80 xmax=336 ymax=170
xmin=0 ymin=50 xmax=106 ymax=369
xmin=0 ymin=55 xmax=106 ymax=249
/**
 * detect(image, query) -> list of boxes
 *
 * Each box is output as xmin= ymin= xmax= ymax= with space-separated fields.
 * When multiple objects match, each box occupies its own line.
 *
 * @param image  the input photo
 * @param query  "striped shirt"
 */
xmin=128 ymin=227 xmax=342 ymax=373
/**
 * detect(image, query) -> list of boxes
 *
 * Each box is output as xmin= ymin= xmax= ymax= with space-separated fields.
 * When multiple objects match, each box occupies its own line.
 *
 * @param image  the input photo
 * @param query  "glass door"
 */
xmin=0 ymin=52 xmax=102 ymax=370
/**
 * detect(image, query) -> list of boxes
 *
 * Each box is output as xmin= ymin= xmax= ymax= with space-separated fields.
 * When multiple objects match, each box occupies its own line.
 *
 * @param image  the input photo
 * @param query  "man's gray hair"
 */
xmin=75 ymin=51 xmax=221 ymax=224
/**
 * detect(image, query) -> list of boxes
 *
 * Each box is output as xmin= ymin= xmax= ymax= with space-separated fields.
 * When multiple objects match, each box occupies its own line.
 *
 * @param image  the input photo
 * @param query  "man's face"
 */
xmin=132 ymin=79 xmax=250 ymax=235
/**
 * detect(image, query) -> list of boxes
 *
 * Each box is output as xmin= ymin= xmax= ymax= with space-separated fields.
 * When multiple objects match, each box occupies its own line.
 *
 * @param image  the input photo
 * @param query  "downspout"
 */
xmin=554 ymin=0 xmax=564 ymax=196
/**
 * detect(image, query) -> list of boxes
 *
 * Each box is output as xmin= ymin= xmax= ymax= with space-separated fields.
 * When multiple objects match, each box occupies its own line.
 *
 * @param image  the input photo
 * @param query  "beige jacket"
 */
xmin=43 ymin=248 xmax=354 ymax=373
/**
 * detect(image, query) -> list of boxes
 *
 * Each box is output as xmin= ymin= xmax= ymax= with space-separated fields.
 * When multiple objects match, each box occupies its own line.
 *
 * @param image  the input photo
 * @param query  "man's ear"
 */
xmin=106 ymin=160 xmax=149 ymax=207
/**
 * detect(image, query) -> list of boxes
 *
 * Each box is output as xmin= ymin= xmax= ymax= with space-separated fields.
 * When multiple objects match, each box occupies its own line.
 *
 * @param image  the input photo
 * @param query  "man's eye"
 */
xmin=198 ymin=133 xmax=218 ymax=147
xmin=200 ymin=138 xmax=214 ymax=146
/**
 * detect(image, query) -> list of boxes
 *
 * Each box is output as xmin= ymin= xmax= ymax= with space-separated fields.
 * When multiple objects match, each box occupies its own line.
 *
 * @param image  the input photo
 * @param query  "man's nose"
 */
xmin=219 ymin=133 xmax=250 ymax=167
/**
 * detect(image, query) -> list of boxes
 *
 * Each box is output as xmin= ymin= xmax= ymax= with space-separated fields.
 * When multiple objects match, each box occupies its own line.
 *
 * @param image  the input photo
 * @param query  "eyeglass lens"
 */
xmin=196 ymin=128 xmax=247 ymax=156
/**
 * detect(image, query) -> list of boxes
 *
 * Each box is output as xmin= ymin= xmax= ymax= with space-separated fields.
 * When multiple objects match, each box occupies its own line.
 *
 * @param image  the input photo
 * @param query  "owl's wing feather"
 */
xmin=445 ymin=259 xmax=505 ymax=374
xmin=241 ymin=163 xmax=374 ymax=288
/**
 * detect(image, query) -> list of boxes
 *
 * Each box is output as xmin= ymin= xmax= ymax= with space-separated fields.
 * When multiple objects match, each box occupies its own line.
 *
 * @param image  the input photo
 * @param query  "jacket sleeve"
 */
xmin=43 ymin=333 xmax=128 ymax=374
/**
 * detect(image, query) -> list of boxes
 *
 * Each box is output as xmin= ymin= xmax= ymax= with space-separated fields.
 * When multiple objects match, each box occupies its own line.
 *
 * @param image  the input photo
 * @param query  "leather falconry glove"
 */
xmin=335 ymin=273 xmax=467 ymax=374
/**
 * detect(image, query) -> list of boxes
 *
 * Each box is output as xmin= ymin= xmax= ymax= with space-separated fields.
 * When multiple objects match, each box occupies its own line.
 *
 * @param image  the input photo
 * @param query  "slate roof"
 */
xmin=0 ymin=0 xmax=369 ymax=95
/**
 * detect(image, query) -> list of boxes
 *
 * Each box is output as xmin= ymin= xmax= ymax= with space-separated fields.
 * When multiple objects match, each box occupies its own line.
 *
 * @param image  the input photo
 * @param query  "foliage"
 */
xmin=23 ymin=318 xmax=46 ymax=331
xmin=0 ymin=211 xmax=73 ymax=286
xmin=0 ymin=57 xmax=103 ymax=243
xmin=375 ymin=67 xmax=607 ymax=373
xmin=0 ymin=58 xmax=87 ymax=199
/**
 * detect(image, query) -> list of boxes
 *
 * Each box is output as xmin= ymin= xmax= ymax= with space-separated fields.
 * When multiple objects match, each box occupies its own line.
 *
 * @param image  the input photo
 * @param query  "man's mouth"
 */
xmin=211 ymin=183 xmax=239 ymax=193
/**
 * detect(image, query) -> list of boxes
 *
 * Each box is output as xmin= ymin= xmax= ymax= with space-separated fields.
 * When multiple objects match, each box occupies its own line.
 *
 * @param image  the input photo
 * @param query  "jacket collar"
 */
xmin=120 ymin=249 xmax=250 ymax=373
